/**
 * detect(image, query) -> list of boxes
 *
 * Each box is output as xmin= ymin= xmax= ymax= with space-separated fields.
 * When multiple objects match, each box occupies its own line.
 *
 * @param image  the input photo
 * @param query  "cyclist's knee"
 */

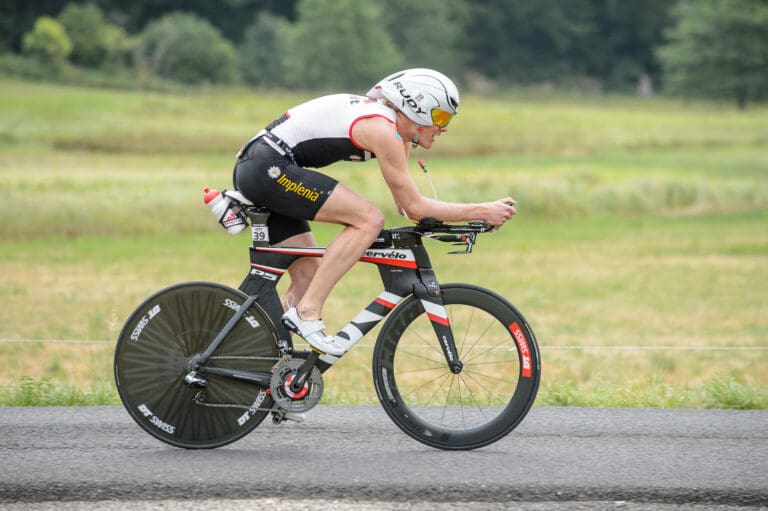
xmin=358 ymin=204 xmax=385 ymax=238
xmin=370 ymin=207 xmax=386 ymax=232
xmin=316 ymin=183 xmax=384 ymax=233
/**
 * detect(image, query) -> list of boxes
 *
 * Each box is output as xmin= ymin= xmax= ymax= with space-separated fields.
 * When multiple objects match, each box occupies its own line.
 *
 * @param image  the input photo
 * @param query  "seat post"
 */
xmin=245 ymin=208 xmax=271 ymax=248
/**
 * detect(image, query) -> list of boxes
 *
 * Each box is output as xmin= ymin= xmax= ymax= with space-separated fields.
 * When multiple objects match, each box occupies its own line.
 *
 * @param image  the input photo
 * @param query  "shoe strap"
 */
xmin=293 ymin=313 xmax=326 ymax=337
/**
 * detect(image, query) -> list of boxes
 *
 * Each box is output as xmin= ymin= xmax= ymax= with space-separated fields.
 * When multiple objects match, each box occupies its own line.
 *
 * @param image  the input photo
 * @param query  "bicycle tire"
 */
xmin=372 ymin=284 xmax=540 ymax=450
xmin=114 ymin=282 xmax=279 ymax=449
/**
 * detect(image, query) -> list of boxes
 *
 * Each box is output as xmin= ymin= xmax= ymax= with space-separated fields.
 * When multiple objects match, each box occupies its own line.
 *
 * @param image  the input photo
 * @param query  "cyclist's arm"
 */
xmin=351 ymin=117 xmax=516 ymax=226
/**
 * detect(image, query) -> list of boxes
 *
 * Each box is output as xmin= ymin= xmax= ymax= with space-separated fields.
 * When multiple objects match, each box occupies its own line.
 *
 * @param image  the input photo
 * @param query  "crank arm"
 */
xmin=289 ymin=350 xmax=320 ymax=393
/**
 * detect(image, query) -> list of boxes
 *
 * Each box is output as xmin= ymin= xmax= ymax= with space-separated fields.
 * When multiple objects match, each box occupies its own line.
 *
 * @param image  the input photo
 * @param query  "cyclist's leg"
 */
xmin=295 ymin=183 xmax=384 ymax=320
xmin=274 ymin=231 xmax=321 ymax=311
xmin=234 ymin=141 xmax=383 ymax=321
xmin=234 ymin=143 xmax=329 ymax=312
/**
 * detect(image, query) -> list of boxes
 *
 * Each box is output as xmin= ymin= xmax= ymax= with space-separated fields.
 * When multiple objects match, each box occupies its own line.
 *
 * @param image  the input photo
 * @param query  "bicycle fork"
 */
xmin=413 ymin=269 xmax=463 ymax=373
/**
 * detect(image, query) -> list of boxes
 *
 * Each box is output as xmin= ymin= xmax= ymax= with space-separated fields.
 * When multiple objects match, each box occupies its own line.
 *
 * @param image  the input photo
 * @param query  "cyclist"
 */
xmin=233 ymin=68 xmax=516 ymax=356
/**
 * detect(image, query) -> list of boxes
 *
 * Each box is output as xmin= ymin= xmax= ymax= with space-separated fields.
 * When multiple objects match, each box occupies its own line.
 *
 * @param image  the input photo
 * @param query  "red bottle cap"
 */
xmin=203 ymin=187 xmax=220 ymax=204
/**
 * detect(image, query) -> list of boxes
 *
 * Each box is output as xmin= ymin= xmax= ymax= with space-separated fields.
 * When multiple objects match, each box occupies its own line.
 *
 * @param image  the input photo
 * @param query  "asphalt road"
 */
xmin=1 ymin=406 xmax=766 ymax=508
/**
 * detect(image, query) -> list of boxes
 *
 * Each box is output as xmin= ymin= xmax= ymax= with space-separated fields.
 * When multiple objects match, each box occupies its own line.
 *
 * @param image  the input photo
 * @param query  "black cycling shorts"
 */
xmin=233 ymin=138 xmax=338 ymax=245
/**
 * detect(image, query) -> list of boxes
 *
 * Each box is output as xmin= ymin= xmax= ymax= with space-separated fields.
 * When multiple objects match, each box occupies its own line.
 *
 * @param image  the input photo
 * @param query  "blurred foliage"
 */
xmin=21 ymin=16 xmax=72 ymax=64
xmin=2 ymin=0 xmax=671 ymax=92
xmin=281 ymin=0 xmax=402 ymax=91
xmin=2 ymin=0 xmax=768 ymax=105
xmin=58 ymin=2 xmax=127 ymax=68
xmin=134 ymin=12 xmax=238 ymax=84
xmin=237 ymin=12 xmax=290 ymax=87
xmin=658 ymin=0 xmax=768 ymax=109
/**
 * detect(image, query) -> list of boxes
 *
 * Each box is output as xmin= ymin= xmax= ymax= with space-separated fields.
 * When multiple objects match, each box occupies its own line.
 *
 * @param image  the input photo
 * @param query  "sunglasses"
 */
xmin=431 ymin=108 xmax=454 ymax=128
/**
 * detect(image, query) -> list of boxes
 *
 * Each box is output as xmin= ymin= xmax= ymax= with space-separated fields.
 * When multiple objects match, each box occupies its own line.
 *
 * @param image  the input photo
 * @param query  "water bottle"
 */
xmin=203 ymin=188 xmax=247 ymax=235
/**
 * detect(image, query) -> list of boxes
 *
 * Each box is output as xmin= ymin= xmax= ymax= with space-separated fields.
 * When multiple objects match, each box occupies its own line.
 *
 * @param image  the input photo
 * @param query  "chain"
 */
xmin=208 ymin=355 xmax=280 ymax=361
xmin=194 ymin=402 xmax=274 ymax=413
xmin=194 ymin=401 xmax=250 ymax=410
xmin=192 ymin=390 xmax=273 ymax=413
xmin=188 ymin=351 xmax=283 ymax=411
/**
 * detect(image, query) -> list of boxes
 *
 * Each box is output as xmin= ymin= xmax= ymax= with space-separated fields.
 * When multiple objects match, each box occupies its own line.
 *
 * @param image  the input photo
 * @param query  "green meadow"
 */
xmin=1 ymin=78 xmax=766 ymax=408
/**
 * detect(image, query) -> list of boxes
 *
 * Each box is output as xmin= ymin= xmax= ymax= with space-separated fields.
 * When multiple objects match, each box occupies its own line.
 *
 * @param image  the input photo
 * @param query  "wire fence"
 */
xmin=1 ymin=338 xmax=766 ymax=351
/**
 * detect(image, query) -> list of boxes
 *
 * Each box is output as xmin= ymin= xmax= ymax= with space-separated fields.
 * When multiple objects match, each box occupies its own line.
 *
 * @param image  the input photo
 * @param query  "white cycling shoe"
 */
xmin=281 ymin=307 xmax=346 ymax=356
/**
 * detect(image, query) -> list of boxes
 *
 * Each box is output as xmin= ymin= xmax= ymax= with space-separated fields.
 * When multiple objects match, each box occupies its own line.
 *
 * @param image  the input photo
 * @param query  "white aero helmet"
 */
xmin=366 ymin=68 xmax=459 ymax=127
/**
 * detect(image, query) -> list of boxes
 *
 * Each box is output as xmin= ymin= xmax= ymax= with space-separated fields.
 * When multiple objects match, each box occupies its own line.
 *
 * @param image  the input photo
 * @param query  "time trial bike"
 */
xmin=114 ymin=190 xmax=540 ymax=450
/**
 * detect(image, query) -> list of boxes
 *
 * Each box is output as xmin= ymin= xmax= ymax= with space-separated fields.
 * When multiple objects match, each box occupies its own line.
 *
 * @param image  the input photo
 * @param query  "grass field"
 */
xmin=1 ymin=78 xmax=766 ymax=408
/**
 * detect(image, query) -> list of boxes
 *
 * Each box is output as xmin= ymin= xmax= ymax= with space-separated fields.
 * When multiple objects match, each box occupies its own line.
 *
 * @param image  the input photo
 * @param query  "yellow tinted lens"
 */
xmin=431 ymin=108 xmax=454 ymax=127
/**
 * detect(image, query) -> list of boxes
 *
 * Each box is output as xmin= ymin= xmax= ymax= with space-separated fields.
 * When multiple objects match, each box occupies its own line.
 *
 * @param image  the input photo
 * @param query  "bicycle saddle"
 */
xmin=223 ymin=190 xmax=254 ymax=206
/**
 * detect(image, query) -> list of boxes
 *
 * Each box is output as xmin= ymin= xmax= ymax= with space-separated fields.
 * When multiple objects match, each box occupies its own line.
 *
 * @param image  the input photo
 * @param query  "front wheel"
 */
xmin=114 ymin=282 xmax=280 ymax=449
xmin=373 ymin=284 xmax=540 ymax=450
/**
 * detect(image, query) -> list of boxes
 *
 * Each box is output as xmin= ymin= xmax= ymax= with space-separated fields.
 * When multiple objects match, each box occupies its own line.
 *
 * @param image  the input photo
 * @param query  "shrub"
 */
xmin=58 ymin=2 xmax=127 ymax=68
xmin=282 ymin=0 xmax=403 ymax=90
xmin=0 ymin=53 xmax=61 ymax=80
xmin=658 ymin=0 xmax=768 ymax=109
xmin=135 ymin=12 xmax=238 ymax=85
xmin=21 ymin=16 xmax=72 ymax=64
xmin=238 ymin=12 xmax=290 ymax=87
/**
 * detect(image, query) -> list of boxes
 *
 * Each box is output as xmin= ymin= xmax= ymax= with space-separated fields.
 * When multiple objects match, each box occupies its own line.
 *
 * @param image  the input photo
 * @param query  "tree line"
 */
xmin=2 ymin=0 xmax=767 ymax=108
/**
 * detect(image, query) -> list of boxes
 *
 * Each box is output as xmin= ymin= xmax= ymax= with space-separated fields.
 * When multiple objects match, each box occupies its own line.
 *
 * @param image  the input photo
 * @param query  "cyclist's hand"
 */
xmin=482 ymin=198 xmax=517 ymax=228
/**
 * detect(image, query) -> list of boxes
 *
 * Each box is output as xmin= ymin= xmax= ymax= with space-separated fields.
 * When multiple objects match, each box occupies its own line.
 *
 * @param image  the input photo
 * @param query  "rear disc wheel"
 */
xmin=114 ymin=282 xmax=279 ymax=449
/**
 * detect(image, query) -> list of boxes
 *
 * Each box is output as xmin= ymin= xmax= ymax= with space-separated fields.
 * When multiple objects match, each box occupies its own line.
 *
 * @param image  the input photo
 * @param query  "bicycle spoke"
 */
xmin=452 ymin=305 xmax=476 ymax=359
xmin=396 ymin=365 xmax=449 ymax=374
xmin=400 ymin=370 xmax=452 ymax=402
xmin=440 ymin=374 xmax=458 ymax=425
xmin=462 ymin=368 xmax=517 ymax=387
xmin=460 ymin=369 xmax=509 ymax=405
xmin=448 ymin=305 xmax=496 ymax=358
xmin=403 ymin=324 xmax=443 ymax=358
xmin=456 ymin=374 xmax=492 ymax=421
xmin=461 ymin=320 xmax=496 ymax=357
xmin=463 ymin=335 xmax=513 ymax=366
xmin=462 ymin=358 xmax=517 ymax=368
xmin=395 ymin=348 xmax=446 ymax=368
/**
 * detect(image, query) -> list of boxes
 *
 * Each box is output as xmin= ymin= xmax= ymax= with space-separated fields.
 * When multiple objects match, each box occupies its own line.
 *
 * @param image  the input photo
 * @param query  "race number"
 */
xmin=252 ymin=225 xmax=269 ymax=243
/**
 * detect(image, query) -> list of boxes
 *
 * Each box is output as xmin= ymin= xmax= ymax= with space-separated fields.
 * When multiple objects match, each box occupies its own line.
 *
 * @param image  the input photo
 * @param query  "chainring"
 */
xmin=270 ymin=358 xmax=324 ymax=413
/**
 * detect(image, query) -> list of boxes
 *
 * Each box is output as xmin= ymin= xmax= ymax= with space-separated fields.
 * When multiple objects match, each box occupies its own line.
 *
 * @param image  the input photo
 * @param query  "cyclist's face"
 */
xmin=396 ymin=113 xmax=447 ymax=149
xmin=419 ymin=124 xmax=447 ymax=149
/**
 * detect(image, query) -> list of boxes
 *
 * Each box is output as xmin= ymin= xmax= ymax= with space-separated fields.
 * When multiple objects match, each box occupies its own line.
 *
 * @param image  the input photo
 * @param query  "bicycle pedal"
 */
xmin=276 ymin=338 xmax=293 ymax=355
xmin=271 ymin=409 xmax=306 ymax=424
